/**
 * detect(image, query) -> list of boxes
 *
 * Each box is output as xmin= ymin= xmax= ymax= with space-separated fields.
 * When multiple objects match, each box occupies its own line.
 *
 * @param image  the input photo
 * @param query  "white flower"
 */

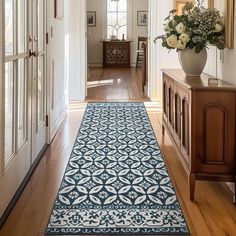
xmin=176 ymin=22 xmax=185 ymax=34
xmin=214 ymin=24 xmax=223 ymax=32
xmin=166 ymin=35 xmax=178 ymax=48
xmin=176 ymin=40 xmax=186 ymax=50
xmin=179 ymin=33 xmax=190 ymax=43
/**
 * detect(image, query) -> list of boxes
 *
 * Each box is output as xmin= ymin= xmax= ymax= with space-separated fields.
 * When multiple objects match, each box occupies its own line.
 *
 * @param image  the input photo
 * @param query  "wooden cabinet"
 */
xmin=162 ymin=69 xmax=236 ymax=202
xmin=103 ymin=41 xmax=131 ymax=68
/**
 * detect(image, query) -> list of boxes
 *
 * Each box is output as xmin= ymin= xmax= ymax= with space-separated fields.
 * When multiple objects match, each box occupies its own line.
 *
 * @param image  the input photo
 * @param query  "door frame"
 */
xmin=46 ymin=0 xmax=51 ymax=144
xmin=80 ymin=0 xmax=161 ymax=102
xmin=0 ymin=0 xmax=4 ymax=177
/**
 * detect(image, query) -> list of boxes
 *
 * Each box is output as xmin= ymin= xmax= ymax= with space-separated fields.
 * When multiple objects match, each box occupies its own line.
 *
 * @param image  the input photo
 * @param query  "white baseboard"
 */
xmin=88 ymin=62 xmax=103 ymax=67
xmin=88 ymin=62 xmax=136 ymax=68
xmin=69 ymin=101 xmax=87 ymax=111
xmin=49 ymin=107 xmax=68 ymax=142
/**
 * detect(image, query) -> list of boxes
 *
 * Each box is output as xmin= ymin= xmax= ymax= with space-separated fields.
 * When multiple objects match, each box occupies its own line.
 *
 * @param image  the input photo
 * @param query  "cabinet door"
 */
xmin=103 ymin=42 xmax=130 ymax=68
xmin=168 ymin=83 xmax=175 ymax=130
xmin=163 ymin=77 xmax=168 ymax=122
xmin=117 ymin=42 xmax=129 ymax=65
xmin=193 ymin=91 xmax=235 ymax=174
xmin=175 ymin=92 xmax=181 ymax=141
xmin=182 ymin=97 xmax=189 ymax=155
xmin=104 ymin=43 xmax=117 ymax=66
xmin=177 ymin=85 xmax=190 ymax=165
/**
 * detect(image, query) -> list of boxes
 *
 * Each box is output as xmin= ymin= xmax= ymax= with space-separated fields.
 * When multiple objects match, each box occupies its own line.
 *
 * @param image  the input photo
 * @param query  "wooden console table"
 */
xmin=162 ymin=69 xmax=236 ymax=203
xmin=102 ymin=40 xmax=132 ymax=68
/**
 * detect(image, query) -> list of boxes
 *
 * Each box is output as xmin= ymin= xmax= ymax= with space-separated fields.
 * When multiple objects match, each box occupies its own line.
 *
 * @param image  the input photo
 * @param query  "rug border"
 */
xmin=45 ymin=102 xmax=190 ymax=235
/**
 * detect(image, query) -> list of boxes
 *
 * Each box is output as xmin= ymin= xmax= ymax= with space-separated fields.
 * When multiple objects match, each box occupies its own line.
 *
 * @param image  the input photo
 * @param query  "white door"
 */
xmin=30 ymin=0 xmax=47 ymax=162
xmin=0 ymin=0 xmax=47 ymax=218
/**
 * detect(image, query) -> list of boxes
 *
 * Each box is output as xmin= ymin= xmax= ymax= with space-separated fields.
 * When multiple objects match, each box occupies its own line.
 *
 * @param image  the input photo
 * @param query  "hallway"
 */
xmin=86 ymin=68 xmax=147 ymax=101
xmin=1 ymin=0 xmax=236 ymax=235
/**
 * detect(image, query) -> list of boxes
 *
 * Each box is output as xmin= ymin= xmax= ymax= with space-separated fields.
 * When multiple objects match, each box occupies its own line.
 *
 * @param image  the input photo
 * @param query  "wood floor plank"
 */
xmin=86 ymin=68 xmax=144 ymax=101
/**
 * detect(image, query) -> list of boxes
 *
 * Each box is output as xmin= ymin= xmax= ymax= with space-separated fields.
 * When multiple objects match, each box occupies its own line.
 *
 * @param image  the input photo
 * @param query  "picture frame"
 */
xmin=137 ymin=11 xmax=148 ymax=26
xmin=54 ymin=0 xmax=64 ymax=19
xmin=87 ymin=11 xmax=96 ymax=27
xmin=208 ymin=0 xmax=234 ymax=49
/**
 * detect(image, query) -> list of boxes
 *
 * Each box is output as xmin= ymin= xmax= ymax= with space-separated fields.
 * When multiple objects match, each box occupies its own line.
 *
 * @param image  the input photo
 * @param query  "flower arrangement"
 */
xmin=156 ymin=0 xmax=225 ymax=53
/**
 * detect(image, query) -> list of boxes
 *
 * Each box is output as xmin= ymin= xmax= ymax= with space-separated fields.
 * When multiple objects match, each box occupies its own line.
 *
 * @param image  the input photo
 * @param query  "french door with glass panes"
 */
xmin=0 ymin=0 xmax=47 ymax=217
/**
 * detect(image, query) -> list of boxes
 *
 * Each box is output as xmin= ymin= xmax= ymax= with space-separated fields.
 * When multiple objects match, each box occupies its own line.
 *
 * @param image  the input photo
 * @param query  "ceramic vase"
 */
xmin=178 ymin=47 xmax=207 ymax=77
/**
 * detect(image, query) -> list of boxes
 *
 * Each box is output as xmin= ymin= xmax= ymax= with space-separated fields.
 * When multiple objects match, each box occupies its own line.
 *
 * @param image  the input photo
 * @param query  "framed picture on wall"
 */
xmin=137 ymin=11 xmax=148 ymax=26
xmin=87 ymin=11 xmax=96 ymax=27
xmin=54 ymin=0 xmax=64 ymax=19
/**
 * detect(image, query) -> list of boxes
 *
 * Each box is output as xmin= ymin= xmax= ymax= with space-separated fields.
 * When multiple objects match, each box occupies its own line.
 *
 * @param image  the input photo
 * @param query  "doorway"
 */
xmin=86 ymin=0 xmax=149 ymax=101
xmin=0 ymin=0 xmax=47 ymax=218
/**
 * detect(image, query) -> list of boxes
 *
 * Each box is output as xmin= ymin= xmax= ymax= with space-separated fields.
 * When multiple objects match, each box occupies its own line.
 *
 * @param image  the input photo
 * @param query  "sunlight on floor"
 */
xmin=87 ymin=79 xmax=122 ymax=88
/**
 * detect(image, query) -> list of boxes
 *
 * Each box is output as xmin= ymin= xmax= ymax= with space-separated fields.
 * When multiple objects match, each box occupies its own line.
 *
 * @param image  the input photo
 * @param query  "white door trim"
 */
xmin=67 ymin=0 xmax=86 ymax=101
xmin=0 ymin=0 xmax=4 ymax=177
xmin=148 ymin=0 xmax=161 ymax=101
xmin=46 ymin=0 xmax=51 ymax=143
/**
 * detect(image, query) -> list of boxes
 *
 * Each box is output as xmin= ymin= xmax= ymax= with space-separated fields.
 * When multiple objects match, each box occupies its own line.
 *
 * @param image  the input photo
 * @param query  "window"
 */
xmin=107 ymin=0 xmax=127 ymax=40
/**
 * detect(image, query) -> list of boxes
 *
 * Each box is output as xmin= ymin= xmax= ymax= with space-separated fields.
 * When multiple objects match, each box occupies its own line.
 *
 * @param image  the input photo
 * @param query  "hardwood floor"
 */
xmin=86 ymin=67 xmax=147 ymax=101
xmin=0 ymin=84 xmax=236 ymax=235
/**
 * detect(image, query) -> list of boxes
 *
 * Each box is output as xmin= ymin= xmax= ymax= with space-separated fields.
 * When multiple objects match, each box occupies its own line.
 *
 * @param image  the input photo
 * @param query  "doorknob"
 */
xmin=29 ymin=49 xmax=38 ymax=58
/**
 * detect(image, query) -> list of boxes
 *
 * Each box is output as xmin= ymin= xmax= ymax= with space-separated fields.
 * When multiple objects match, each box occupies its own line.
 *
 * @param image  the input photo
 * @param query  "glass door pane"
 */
xmin=5 ymin=62 xmax=14 ymax=160
xmin=37 ymin=55 xmax=44 ymax=124
xmin=36 ymin=0 xmax=45 ymax=127
xmin=38 ymin=0 xmax=44 ymax=51
xmin=18 ymin=59 xmax=27 ymax=146
xmin=4 ymin=0 xmax=29 ymax=164
xmin=5 ymin=0 xmax=14 ymax=55
xmin=18 ymin=0 xmax=27 ymax=53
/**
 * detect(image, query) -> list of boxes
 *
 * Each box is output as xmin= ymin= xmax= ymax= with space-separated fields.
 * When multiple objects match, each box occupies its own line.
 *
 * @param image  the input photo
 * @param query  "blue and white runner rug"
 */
xmin=46 ymin=103 xmax=189 ymax=235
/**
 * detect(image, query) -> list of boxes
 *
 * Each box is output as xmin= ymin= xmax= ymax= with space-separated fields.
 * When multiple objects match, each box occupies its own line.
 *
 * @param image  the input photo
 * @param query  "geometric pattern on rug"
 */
xmin=46 ymin=103 xmax=190 ymax=235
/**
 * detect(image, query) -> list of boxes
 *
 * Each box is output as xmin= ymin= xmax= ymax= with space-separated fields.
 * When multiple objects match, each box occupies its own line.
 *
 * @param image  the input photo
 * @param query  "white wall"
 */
xmin=204 ymin=2 xmax=236 ymax=85
xmin=87 ymin=0 xmax=149 ymax=66
xmin=67 ymin=0 xmax=87 ymax=101
xmin=148 ymin=0 xmax=181 ymax=101
xmin=132 ymin=0 xmax=149 ymax=65
xmin=219 ymin=28 xmax=236 ymax=85
xmin=87 ymin=0 xmax=104 ymax=66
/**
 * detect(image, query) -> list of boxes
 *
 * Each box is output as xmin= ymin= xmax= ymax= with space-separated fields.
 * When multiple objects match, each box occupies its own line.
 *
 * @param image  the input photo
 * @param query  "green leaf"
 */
xmin=216 ymin=42 xmax=225 ymax=50
xmin=173 ymin=15 xmax=181 ymax=23
xmin=162 ymin=41 xmax=168 ymax=47
xmin=169 ymin=21 xmax=174 ymax=29
xmin=195 ymin=44 xmax=203 ymax=53
xmin=170 ymin=9 xmax=177 ymax=14
xmin=188 ymin=42 xmax=195 ymax=49
xmin=164 ymin=15 xmax=170 ymax=21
